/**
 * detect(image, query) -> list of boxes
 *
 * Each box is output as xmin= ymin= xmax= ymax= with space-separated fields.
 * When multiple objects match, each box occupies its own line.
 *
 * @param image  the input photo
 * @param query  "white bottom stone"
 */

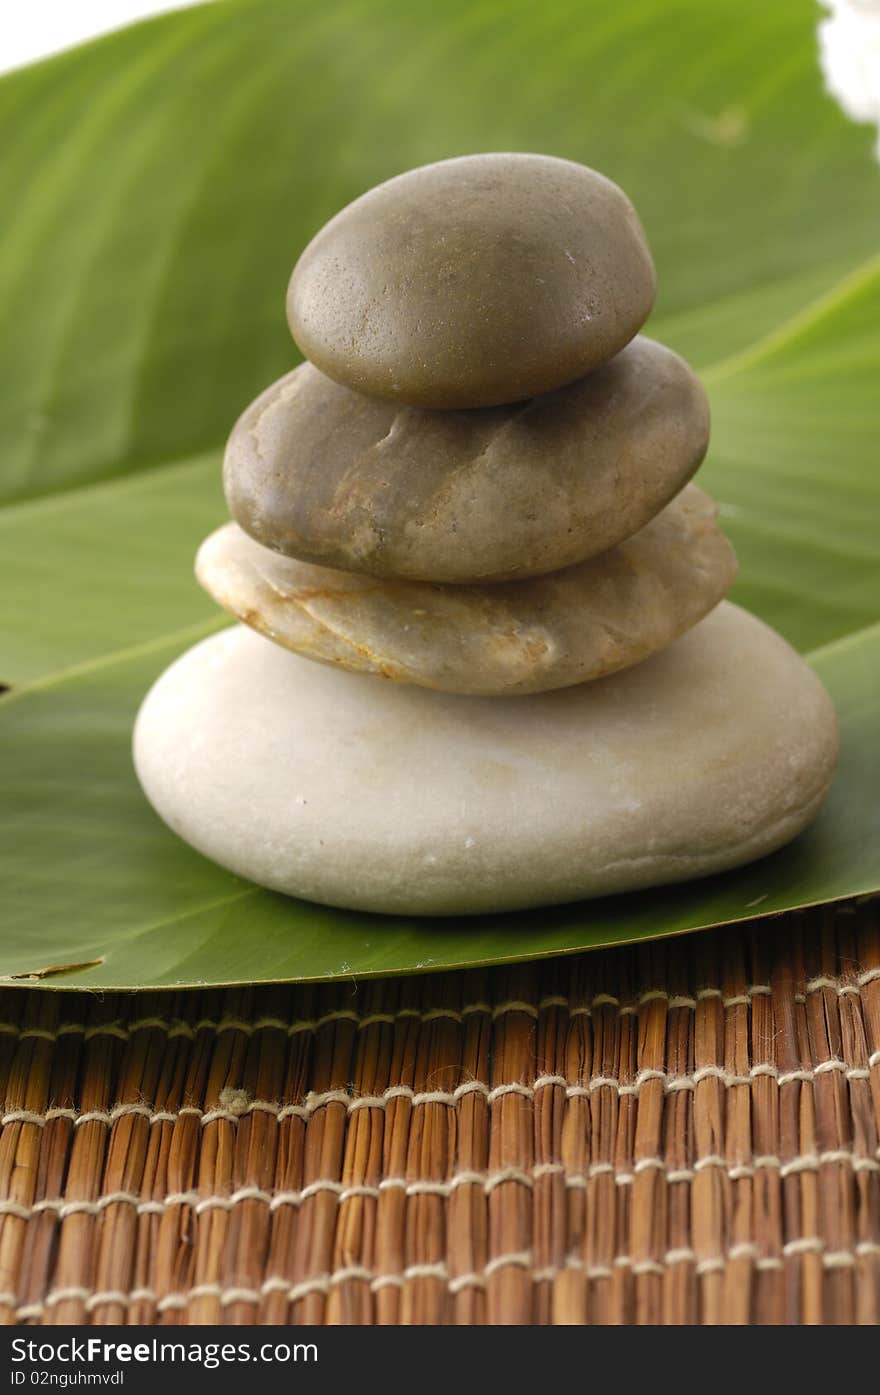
xmin=133 ymin=603 xmax=839 ymax=916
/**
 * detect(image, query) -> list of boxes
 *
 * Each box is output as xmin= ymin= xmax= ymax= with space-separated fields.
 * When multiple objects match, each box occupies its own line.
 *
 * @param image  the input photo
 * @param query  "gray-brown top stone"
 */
xmin=287 ymin=153 xmax=656 ymax=409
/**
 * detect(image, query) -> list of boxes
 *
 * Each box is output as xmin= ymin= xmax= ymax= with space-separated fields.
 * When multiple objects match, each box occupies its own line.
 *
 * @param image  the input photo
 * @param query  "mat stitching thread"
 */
xmin=4 ymin=1147 xmax=879 ymax=1221
xmin=2 ymin=1052 xmax=872 ymax=1133
xmin=3 ymin=972 xmax=877 ymax=1045
xmin=10 ymin=1240 xmax=880 ymax=1317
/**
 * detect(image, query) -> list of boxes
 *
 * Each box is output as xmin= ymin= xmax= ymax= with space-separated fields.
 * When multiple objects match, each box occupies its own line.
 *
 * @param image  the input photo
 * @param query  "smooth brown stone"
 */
xmin=224 ymin=337 xmax=709 ymax=584
xmin=196 ymin=485 xmax=737 ymax=697
xmin=287 ymin=153 xmax=656 ymax=409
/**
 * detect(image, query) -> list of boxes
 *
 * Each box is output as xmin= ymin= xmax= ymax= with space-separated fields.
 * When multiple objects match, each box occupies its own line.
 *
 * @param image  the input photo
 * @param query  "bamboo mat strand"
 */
xmin=1 ymin=899 xmax=879 ymax=1324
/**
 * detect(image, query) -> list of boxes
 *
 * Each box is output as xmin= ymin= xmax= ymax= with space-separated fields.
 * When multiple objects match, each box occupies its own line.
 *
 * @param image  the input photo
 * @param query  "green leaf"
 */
xmin=1 ymin=620 xmax=877 ymax=989
xmin=703 ymin=254 xmax=880 ymax=653
xmin=1 ymin=0 xmax=878 ymax=988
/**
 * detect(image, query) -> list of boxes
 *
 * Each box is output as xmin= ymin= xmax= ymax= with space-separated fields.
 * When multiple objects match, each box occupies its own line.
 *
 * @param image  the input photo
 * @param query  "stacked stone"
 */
xmin=202 ymin=155 xmax=733 ymax=695
xmin=134 ymin=155 xmax=838 ymax=916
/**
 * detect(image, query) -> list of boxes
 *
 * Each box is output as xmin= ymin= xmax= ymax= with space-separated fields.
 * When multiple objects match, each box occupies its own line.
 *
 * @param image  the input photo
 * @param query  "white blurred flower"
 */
xmin=819 ymin=0 xmax=880 ymax=153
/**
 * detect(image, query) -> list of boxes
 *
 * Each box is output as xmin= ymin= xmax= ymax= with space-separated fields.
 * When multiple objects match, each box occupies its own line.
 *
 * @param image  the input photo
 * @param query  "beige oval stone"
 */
xmin=133 ymin=604 xmax=839 ymax=916
xmin=224 ymin=337 xmax=709 ymax=584
xmin=287 ymin=153 xmax=656 ymax=409
xmin=196 ymin=485 xmax=737 ymax=696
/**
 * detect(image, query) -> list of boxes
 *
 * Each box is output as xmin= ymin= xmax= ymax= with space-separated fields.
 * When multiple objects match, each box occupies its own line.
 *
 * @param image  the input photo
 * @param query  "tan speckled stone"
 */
xmin=224 ymin=337 xmax=708 ymax=584
xmin=287 ymin=153 xmax=656 ymax=409
xmin=196 ymin=485 xmax=737 ymax=696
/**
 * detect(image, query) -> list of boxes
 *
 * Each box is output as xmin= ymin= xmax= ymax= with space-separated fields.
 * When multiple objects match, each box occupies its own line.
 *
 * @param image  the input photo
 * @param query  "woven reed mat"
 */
xmin=2 ymin=897 xmax=880 ymax=1326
